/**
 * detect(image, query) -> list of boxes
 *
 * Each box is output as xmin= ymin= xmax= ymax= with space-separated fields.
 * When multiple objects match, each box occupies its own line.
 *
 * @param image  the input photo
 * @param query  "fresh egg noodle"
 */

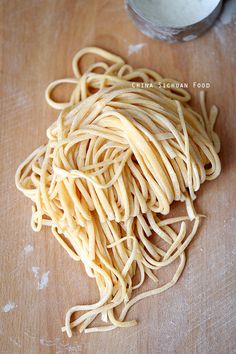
xmin=15 ymin=47 xmax=221 ymax=336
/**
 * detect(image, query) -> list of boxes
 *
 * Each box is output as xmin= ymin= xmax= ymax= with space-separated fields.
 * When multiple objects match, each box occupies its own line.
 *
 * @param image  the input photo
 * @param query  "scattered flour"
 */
xmin=2 ymin=302 xmax=17 ymax=313
xmin=16 ymin=94 xmax=31 ymax=108
xmin=223 ymin=216 xmax=235 ymax=230
xmin=9 ymin=337 xmax=21 ymax=348
xmin=31 ymin=267 xmax=50 ymax=290
xmin=39 ymin=337 xmax=83 ymax=353
xmin=32 ymin=266 xmax=40 ymax=278
xmin=38 ymin=271 xmax=50 ymax=290
xmin=24 ymin=244 xmax=34 ymax=254
xmin=24 ymin=332 xmax=83 ymax=353
xmin=128 ymin=43 xmax=146 ymax=56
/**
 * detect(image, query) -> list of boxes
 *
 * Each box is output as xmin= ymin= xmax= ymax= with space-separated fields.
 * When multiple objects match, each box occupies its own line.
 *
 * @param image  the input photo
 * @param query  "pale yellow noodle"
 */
xmin=15 ymin=47 xmax=221 ymax=337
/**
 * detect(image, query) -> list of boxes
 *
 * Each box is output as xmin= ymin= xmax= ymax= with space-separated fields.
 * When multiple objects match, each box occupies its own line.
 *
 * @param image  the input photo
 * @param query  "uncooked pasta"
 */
xmin=15 ymin=47 xmax=221 ymax=337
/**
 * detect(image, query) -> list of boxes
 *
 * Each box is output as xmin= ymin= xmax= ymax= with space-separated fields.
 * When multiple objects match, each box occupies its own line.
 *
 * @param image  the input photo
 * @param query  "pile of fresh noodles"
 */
xmin=15 ymin=47 xmax=221 ymax=337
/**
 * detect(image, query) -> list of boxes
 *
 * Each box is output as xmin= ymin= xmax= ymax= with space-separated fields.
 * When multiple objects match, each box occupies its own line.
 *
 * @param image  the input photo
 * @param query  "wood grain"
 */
xmin=0 ymin=1 xmax=236 ymax=353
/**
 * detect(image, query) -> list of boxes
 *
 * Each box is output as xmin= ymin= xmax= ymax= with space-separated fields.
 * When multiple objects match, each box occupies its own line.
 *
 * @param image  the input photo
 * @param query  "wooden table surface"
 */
xmin=1 ymin=1 xmax=236 ymax=353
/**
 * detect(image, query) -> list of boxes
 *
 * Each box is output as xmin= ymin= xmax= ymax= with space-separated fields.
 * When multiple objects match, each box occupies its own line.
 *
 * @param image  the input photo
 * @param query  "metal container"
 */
xmin=125 ymin=0 xmax=223 ymax=43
